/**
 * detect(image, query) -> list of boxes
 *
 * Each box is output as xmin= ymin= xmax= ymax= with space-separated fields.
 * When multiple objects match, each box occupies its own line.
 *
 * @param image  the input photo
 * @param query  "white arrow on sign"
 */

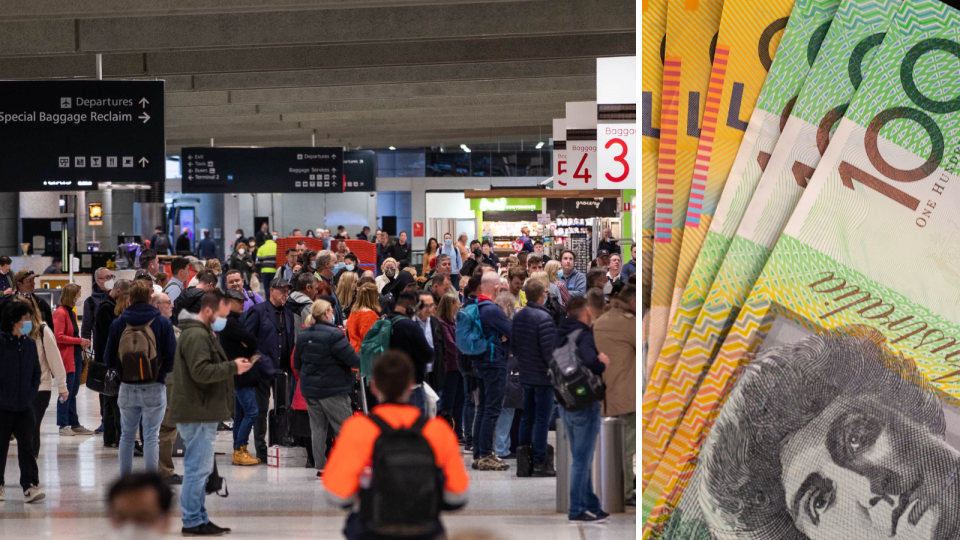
xmin=189 ymin=175 xmax=194 ymax=180
xmin=139 ymin=112 xmax=150 ymax=123
xmin=139 ymin=98 xmax=149 ymax=108
xmin=139 ymin=157 xmax=149 ymax=167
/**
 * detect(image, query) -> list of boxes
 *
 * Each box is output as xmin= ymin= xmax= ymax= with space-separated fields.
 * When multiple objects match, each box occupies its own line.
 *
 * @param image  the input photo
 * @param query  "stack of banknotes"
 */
xmin=641 ymin=0 xmax=960 ymax=537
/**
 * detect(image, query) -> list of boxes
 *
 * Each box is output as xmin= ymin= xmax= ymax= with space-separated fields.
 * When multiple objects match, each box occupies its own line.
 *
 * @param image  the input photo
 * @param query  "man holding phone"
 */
xmin=170 ymin=289 xmax=254 ymax=536
xmin=220 ymin=289 xmax=262 ymax=467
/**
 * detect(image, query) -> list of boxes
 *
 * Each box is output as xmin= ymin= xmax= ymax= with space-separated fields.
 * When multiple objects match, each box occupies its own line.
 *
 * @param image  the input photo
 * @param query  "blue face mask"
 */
xmin=212 ymin=317 xmax=227 ymax=332
xmin=345 ymin=264 xmax=355 ymax=272
xmin=444 ymin=239 xmax=452 ymax=246
xmin=20 ymin=321 xmax=32 ymax=335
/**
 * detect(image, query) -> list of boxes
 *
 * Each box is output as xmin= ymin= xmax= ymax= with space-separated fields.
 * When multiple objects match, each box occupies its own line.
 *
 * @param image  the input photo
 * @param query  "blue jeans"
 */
xmin=178 ymin=422 xmax=218 ymax=528
xmin=495 ymin=407 xmax=515 ymax=457
xmin=462 ymin=374 xmax=477 ymax=446
xmin=410 ymin=385 xmax=428 ymax=416
xmin=56 ymin=371 xmax=81 ymax=428
xmin=438 ymin=371 xmax=464 ymax=439
xmin=118 ymin=382 xmax=167 ymax=476
xmin=472 ymin=364 xmax=506 ymax=459
xmin=233 ymin=387 xmax=259 ymax=450
xmin=559 ymin=402 xmax=602 ymax=518
xmin=519 ymin=385 xmax=554 ymax=465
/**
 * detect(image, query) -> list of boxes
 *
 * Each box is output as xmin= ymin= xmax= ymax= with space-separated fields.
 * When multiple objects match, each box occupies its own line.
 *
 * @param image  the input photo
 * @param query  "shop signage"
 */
xmin=557 ymin=102 xmax=598 ymax=190
xmin=88 ymin=202 xmax=103 ymax=226
xmin=537 ymin=213 xmax=552 ymax=226
xmin=470 ymin=198 xmax=541 ymax=212
xmin=547 ymin=197 xmax=618 ymax=218
xmin=0 ymin=80 xmax=165 ymax=192
xmin=181 ymin=147 xmax=345 ymax=193
xmin=597 ymin=57 xmax=637 ymax=189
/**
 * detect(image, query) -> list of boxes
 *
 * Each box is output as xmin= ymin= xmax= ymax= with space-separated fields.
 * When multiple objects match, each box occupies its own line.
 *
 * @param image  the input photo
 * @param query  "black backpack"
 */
xmin=548 ymin=329 xmax=605 ymax=411
xmin=360 ymin=414 xmax=442 ymax=537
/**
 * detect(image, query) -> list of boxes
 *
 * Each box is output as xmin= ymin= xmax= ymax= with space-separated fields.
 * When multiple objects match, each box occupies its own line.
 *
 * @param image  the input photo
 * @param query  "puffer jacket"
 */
xmin=512 ymin=301 xmax=557 ymax=386
xmin=293 ymin=320 xmax=360 ymax=400
xmin=0 ymin=331 xmax=41 ymax=412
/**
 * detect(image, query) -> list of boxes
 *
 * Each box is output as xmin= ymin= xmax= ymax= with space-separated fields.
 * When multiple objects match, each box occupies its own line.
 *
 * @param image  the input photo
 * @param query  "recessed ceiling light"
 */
xmin=535 ymin=141 xmax=544 ymax=149
xmin=388 ymin=146 xmax=396 ymax=150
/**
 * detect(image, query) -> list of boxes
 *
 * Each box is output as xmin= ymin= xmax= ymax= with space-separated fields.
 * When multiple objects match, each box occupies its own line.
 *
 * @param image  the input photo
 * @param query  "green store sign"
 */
xmin=470 ymin=197 xmax=542 ymax=212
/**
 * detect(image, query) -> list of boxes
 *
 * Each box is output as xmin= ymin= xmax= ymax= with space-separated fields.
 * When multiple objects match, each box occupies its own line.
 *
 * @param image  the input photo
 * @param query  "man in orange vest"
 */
xmin=323 ymin=351 xmax=469 ymax=540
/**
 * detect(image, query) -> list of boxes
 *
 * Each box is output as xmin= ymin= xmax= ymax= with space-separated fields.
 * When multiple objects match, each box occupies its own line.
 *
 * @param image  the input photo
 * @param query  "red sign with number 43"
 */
xmin=598 ymin=124 xmax=636 ymax=189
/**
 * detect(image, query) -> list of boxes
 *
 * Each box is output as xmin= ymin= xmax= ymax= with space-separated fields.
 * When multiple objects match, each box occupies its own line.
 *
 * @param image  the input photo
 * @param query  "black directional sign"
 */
xmin=0 ymin=80 xmax=165 ymax=192
xmin=343 ymin=150 xmax=377 ymax=192
xmin=181 ymin=147 xmax=376 ymax=193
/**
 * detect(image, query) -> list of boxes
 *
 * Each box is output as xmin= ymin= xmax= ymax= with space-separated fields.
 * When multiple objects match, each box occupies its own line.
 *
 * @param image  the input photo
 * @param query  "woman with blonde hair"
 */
xmin=376 ymin=257 xmax=398 ymax=294
xmin=347 ymin=283 xmax=381 ymax=354
xmin=334 ymin=271 xmax=358 ymax=319
xmin=16 ymin=297 xmax=68 ymax=458
xmin=544 ymin=259 xmax=570 ymax=306
xmin=528 ymin=270 xmax=559 ymax=299
xmin=294 ymin=298 xmax=361 ymax=476
xmin=54 ymin=283 xmax=92 ymax=436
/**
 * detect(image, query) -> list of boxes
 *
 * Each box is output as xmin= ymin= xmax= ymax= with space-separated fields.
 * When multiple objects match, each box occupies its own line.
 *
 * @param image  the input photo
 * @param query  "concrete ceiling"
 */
xmin=0 ymin=0 xmax=636 ymax=153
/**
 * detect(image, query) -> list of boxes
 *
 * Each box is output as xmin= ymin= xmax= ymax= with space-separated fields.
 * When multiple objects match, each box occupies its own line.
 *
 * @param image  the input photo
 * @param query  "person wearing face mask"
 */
xmin=105 ymin=473 xmax=173 ymax=540
xmin=384 ymin=290 xmax=434 ymax=415
xmin=295 ymin=298 xmax=360 ymax=477
xmin=333 ymin=253 xmax=360 ymax=288
xmin=219 ymin=289 xmax=261 ymax=467
xmin=438 ymin=233 xmax=463 ymax=289
xmin=257 ymin=230 xmax=279 ymax=290
xmin=376 ymin=258 xmax=399 ymax=294
xmin=0 ymin=300 xmax=45 ymax=503
xmin=82 ymin=267 xmax=114 ymax=346
xmin=102 ymin=281 xmax=178 ymax=477
xmin=171 ymin=289 xmax=253 ymax=536
xmin=228 ymin=237 xmax=255 ymax=285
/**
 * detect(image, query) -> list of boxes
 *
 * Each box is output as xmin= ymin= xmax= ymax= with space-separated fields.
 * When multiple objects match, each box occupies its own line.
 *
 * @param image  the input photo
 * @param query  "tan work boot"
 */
xmin=241 ymin=445 xmax=261 ymax=464
xmin=232 ymin=447 xmax=259 ymax=466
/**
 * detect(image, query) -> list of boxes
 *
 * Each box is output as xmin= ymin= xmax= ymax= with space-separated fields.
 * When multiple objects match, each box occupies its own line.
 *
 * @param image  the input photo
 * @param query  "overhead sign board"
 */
xmin=181 ymin=147 xmax=376 ymax=193
xmin=559 ymin=101 xmax=598 ymax=190
xmin=88 ymin=202 xmax=103 ymax=226
xmin=342 ymin=150 xmax=377 ymax=192
xmin=597 ymin=57 xmax=637 ymax=189
xmin=0 ymin=80 xmax=165 ymax=192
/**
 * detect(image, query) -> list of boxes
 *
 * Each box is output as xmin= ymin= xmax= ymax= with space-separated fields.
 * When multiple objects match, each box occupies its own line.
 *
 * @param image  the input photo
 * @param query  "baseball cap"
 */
xmin=14 ymin=270 xmax=35 ymax=284
xmin=270 ymin=277 xmax=292 ymax=290
xmin=225 ymin=289 xmax=247 ymax=303
xmin=134 ymin=269 xmax=154 ymax=281
xmin=597 ymin=249 xmax=611 ymax=258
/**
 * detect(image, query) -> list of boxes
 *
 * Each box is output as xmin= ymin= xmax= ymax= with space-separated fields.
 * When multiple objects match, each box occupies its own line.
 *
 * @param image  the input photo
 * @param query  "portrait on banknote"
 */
xmin=663 ymin=325 xmax=960 ymax=540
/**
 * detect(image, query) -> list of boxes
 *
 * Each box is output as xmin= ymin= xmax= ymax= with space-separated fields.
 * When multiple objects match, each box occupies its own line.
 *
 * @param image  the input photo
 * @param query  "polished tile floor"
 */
xmin=2 ymin=387 xmax=635 ymax=539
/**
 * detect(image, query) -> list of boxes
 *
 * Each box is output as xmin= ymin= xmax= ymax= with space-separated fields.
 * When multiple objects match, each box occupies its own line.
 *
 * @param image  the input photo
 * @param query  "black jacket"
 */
xmin=93 ymin=296 xmax=118 ymax=364
xmin=384 ymin=311 xmax=433 ymax=384
xmin=172 ymin=287 xmax=204 ymax=325
xmin=598 ymin=239 xmax=621 ymax=256
xmin=175 ymin=234 xmax=192 ymax=254
xmin=81 ymin=283 xmax=110 ymax=340
xmin=0 ymin=331 xmax=41 ymax=412
xmin=555 ymin=318 xmax=605 ymax=376
xmin=422 ymin=316 xmax=446 ymax=392
xmin=513 ymin=302 xmax=558 ymax=387
xmin=2 ymin=293 xmax=57 ymax=331
xmin=245 ymin=300 xmax=296 ymax=378
xmin=219 ymin=311 xmax=261 ymax=388
xmin=376 ymin=242 xmax=394 ymax=270
xmin=293 ymin=320 xmax=359 ymax=400
xmin=393 ymin=241 xmax=412 ymax=269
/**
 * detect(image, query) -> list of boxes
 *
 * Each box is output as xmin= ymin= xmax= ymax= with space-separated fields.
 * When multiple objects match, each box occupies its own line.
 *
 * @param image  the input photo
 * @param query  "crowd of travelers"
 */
xmin=0 ymin=223 xmax=637 ymax=536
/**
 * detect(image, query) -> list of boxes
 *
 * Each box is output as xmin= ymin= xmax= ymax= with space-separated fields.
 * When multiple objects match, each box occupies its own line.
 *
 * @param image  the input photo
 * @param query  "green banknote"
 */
xmin=641 ymin=0 xmax=839 ymax=440
xmin=658 ymin=0 xmax=960 ymax=537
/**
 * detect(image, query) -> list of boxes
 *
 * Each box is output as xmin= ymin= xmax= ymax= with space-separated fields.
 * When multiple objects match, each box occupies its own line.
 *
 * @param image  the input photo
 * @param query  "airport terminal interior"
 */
xmin=0 ymin=1 xmax=637 ymax=539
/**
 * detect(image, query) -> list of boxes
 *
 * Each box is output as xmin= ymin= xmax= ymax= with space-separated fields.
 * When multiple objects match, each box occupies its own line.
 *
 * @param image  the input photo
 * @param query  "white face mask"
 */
xmin=238 ymin=249 xmax=245 ymax=255
xmin=236 ymin=234 xmax=243 ymax=239
xmin=345 ymin=264 xmax=355 ymax=272
xmin=104 ymin=278 xmax=116 ymax=291
xmin=272 ymin=235 xmax=278 ymax=241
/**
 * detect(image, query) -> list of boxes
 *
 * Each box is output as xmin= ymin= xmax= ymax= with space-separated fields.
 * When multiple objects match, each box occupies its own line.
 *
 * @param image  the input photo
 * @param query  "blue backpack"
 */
xmin=456 ymin=302 xmax=493 ymax=357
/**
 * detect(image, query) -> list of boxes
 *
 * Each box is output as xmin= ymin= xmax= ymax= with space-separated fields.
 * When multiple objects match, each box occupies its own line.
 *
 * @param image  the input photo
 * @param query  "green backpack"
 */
xmin=359 ymin=316 xmax=395 ymax=382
